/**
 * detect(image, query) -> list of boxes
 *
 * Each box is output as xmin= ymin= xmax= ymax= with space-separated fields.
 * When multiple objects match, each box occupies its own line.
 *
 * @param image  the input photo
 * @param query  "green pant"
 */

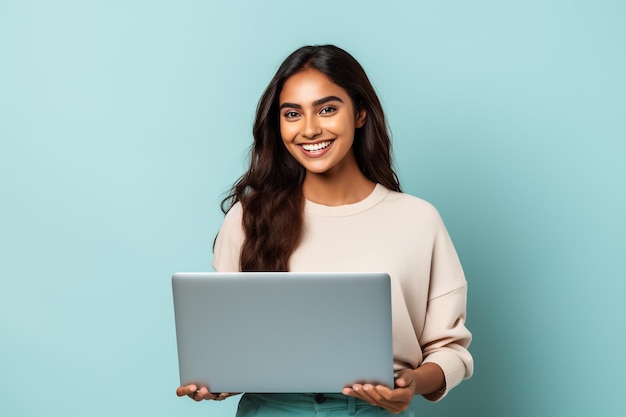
xmin=236 ymin=393 xmax=414 ymax=417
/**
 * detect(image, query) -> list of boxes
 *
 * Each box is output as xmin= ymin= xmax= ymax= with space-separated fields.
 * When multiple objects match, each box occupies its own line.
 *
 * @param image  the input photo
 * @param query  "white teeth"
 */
xmin=302 ymin=141 xmax=332 ymax=152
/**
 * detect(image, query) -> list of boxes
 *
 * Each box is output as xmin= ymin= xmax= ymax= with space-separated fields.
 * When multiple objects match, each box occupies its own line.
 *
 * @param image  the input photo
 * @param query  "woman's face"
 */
xmin=278 ymin=69 xmax=366 ymax=177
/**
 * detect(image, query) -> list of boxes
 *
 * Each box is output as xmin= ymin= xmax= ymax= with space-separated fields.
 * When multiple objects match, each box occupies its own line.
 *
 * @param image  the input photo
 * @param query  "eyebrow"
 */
xmin=279 ymin=95 xmax=344 ymax=110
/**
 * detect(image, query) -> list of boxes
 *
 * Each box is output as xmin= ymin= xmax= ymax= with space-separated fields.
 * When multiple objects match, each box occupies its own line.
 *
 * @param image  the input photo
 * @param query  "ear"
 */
xmin=355 ymin=108 xmax=366 ymax=128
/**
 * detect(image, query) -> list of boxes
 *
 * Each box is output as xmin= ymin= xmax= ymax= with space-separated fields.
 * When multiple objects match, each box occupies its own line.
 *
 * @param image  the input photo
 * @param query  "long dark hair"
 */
xmin=221 ymin=45 xmax=401 ymax=271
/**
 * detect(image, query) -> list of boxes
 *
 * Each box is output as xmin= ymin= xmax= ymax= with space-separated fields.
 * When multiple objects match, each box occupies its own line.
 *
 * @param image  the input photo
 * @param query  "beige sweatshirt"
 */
xmin=212 ymin=184 xmax=473 ymax=399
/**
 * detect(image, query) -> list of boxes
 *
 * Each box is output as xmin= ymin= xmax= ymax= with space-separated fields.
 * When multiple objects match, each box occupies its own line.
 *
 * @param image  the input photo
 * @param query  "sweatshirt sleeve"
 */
xmin=419 ymin=214 xmax=474 ymax=401
xmin=211 ymin=203 xmax=244 ymax=272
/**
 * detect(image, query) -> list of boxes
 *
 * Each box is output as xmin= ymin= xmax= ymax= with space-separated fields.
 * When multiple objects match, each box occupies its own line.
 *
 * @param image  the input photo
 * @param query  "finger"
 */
xmin=356 ymin=384 xmax=384 ymax=406
xmin=199 ymin=386 xmax=219 ymax=401
xmin=176 ymin=384 xmax=198 ymax=397
xmin=373 ymin=384 xmax=397 ymax=401
xmin=394 ymin=369 xmax=415 ymax=388
xmin=344 ymin=384 xmax=363 ymax=395
xmin=363 ymin=384 xmax=383 ymax=400
xmin=343 ymin=384 xmax=370 ymax=402
xmin=371 ymin=385 xmax=414 ymax=413
xmin=351 ymin=384 xmax=389 ymax=403
xmin=189 ymin=388 xmax=203 ymax=402
xmin=188 ymin=386 xmax=211 ymax=401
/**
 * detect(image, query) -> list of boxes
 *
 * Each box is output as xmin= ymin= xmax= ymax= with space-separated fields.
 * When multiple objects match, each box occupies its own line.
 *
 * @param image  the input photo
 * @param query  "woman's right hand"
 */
xmin=176 ymin=384 xmax=238 ymax=401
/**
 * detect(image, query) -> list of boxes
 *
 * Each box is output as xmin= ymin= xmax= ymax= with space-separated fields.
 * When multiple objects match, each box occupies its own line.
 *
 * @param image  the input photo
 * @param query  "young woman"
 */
xmin=177 ymin=45 xmax=473 ymax=416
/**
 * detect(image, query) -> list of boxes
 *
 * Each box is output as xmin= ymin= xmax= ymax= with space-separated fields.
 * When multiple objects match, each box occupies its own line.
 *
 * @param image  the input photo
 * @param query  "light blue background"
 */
xmin=1 ymin=1 xmax=624 ymax=416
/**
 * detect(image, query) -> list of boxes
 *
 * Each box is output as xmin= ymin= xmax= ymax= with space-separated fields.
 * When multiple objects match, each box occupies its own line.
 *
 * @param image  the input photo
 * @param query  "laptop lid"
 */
xmin=172 ymin=272 xmax=394 ymax=393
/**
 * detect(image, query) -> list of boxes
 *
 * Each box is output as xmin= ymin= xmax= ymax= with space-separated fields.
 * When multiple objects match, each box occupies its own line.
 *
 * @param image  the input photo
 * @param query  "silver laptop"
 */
xmin=172 ymin=272 xmax=394 ymax=393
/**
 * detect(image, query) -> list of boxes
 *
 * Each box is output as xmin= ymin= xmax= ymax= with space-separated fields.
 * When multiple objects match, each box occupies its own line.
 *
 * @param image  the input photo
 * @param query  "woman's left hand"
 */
xmin=342 ymin=369 xmax=416 ymax=414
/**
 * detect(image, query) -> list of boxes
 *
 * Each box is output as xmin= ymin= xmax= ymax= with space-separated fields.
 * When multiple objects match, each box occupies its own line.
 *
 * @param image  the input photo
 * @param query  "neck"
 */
xmin=303 ymin=167 xmax=375 ymax=206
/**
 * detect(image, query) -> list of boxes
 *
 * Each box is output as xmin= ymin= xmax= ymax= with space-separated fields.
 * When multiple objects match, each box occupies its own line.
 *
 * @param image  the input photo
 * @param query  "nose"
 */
xmin=302 ymin=116 xmax=322 ymax=139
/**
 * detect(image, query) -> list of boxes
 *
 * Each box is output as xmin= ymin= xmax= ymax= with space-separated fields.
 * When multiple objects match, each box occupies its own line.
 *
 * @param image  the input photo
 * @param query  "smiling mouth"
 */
xmin=301 ymin=140 xmax=334 ymax=152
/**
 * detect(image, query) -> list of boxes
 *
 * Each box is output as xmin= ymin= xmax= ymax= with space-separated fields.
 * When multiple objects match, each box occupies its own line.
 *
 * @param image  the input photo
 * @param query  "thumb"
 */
xmin=395 ymin=377 xmax=408 ymax=388
xmin=394 ymin=370 xmax=416 ymax=389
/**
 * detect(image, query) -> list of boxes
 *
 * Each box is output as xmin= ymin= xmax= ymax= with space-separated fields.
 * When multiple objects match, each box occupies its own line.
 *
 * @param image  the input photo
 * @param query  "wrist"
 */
xmin=412 ymin=363 xmax=445 ymax=397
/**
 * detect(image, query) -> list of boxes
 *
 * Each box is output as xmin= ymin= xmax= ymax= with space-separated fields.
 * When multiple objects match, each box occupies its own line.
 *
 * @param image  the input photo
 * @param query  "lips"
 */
xmin=299 ymin=140 xmax=334 ymax=157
